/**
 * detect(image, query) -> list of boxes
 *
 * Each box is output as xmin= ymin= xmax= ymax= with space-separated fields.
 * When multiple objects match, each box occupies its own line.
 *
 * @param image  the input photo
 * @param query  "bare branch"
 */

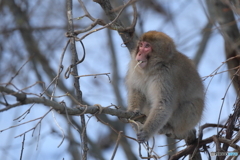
xmin=110 ymin=131 xmax=123 ymax=160
xmin=94 ymin=0 xmax=138 ymax=51
xmin=67 ymin=0 xmax=88 ymax=158
xmin=0 ymin=85 xmax=146 ymax=122
xmin=20 ymin=134 xmax=25 ymax=160
xmin=75 ymin=73 xmax=110 ymax=78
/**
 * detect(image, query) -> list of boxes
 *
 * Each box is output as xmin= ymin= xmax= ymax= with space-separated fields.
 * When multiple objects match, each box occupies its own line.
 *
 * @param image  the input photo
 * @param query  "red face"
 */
xmin=135 ymin=41 xmax=152 ymax=68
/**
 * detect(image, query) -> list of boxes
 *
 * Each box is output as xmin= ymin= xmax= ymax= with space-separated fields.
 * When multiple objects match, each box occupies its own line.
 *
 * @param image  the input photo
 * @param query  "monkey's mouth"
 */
xmin=138 ymin=60 xmax=146 ymax=64
xmin=137 ymin=60 xmax=147 ymax=68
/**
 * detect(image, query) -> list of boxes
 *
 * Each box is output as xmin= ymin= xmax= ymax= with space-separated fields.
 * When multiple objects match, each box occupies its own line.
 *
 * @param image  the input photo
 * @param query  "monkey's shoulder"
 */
xmin=172 ymin=52 xmax=195 ymax=66
xmin=171 ymin=52 xmax=204 ymax=90
xmin=171 ymin=53 xmax=200 ymax=75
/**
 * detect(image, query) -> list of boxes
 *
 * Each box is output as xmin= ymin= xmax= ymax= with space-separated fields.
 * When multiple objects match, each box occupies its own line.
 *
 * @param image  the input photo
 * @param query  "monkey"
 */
xmin=126 ymin=31 xmax=204 ymax=145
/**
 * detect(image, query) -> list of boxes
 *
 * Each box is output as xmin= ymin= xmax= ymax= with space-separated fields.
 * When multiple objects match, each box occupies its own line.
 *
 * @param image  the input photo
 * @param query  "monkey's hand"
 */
xmin=127 ymin=109 xmax=141 ymax=115
xmin=137 ymin=129 xmax=149 ymax=143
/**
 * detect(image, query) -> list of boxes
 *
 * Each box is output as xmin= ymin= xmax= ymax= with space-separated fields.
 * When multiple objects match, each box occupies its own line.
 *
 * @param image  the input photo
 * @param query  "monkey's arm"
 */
xmin=137 ymin=103 xmax=173 ymax=142
xmin=137 ymin=81 xmax=175 ymax=142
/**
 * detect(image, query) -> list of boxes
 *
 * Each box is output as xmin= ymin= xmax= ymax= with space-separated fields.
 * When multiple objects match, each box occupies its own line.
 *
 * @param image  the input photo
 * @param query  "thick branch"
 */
xmin=169 ymin=137 xmax=213 ymax=160
xmin=170 ymin=135 xmax=240 ymax=159
xmin=94 ymin=0 xmax=138 ymax=52
xmin=0 ymin=86 xmax=146 ymax=122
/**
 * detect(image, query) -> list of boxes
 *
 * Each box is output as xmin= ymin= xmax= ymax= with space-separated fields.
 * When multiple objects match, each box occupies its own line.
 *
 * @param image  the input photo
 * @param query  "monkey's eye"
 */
xmin=139 ymin=42 xmax=151 ymax=48
xmin=145 ymin=43 xmax=151 ymax=48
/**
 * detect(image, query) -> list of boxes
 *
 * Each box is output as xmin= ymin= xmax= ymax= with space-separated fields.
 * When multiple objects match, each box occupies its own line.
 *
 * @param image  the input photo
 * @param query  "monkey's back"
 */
xmin=167 ymin=52 xmax=204 ymax=138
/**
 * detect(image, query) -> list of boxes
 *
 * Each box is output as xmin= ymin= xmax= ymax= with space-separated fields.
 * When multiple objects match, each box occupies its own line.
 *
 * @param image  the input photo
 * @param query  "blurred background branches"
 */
xmin=0 ymin=0 xmax=239 ymax=159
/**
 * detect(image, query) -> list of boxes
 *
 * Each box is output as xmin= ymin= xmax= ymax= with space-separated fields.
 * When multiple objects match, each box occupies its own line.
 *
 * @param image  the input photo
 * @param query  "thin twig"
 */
xmin=110 ymin=131 xmax=123 ymax=160
xmin=75 ymin=73 xmax=110 ymax=78
xmin=63 ymin=102 xmax=81 ymax=133
xmin=110 ymin=0 xmax=138 ymax=12
xmin=78 ymin=0 xmax=98 ymax=21
xmin=95 ymin=115 xmax=136 ymax=141
xmin=13 ymin=103 xmax=35 ymax=121
xmin=75 ymin=72 xmax=111 ymax=82
xmin=66 ymin=92 xmax=85 ymax=106
xmin=14 ymin=108 xmax=53 ymax=138
xmin=49 ymin=39 xmax=69 ymax=148
xmin=217 ymin=68 xmax=240 ymax=134
xmin=19 ymin=134 xmax=25 ymax=160
xmin=142 ymin=142 xmax=160 ymax=159
xmin=118 ymin=1 xmax=138 ymax=32
xmin=0 ymin=117 xmax=42 ymax=132
xmin=219 ymin=137 xmax=240 ymax=152
xmin=6 ymin=57 xmax=32 ymax=88
xmin=73 ymin=19 xmax=105 ymax=34
xmin=35 ymin=122 xmax=41 ymax=150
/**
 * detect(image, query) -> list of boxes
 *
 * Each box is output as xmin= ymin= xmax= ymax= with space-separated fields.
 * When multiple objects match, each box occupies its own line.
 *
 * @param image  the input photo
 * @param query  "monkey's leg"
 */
xmin=158 ymin=123 xmax=174 ymax=136
xmin=185 ymin=129 xmax=202 ymax=160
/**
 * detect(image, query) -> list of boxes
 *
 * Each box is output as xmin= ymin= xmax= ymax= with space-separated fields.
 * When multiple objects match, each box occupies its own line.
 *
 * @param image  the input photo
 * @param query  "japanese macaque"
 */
xmin=126 ymin=31 xmax=204 ymax=145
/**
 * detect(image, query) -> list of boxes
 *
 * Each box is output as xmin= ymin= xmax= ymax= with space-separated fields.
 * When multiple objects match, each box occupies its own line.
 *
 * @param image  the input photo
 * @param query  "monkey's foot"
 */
xmin=137 ymin=130 xmax=149 ymax=143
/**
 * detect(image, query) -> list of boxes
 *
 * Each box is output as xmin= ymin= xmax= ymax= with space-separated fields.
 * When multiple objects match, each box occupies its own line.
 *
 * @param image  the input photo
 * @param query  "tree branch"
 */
xmin=94 ymin=0 xmax=138 ymax=52
xmin=67 ymin=0 xmax=88 ymax=158
xmin=0 ymin=86 xmax=146 ymax=122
